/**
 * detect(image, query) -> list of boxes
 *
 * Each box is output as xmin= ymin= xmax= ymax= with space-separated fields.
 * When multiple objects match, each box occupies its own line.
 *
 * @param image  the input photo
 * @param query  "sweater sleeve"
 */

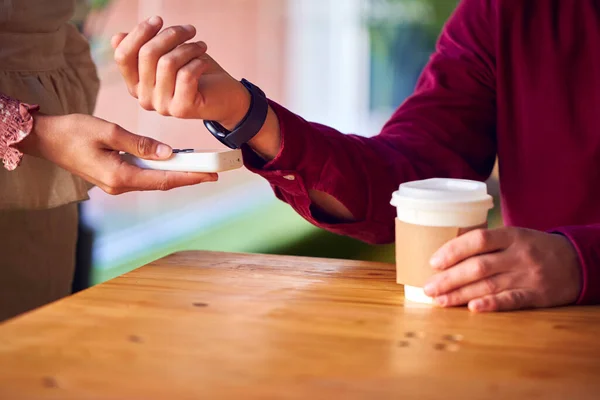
xmin=243 ymin=0 xmax=498 ymax=244
xmin=552 ymin=225 xmax=600 ymax=305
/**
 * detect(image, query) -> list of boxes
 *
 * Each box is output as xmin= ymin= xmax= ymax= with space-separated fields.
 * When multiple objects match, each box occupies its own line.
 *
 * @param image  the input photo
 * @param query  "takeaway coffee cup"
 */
xmin=390 ymin=178 xmax=494 ymax=304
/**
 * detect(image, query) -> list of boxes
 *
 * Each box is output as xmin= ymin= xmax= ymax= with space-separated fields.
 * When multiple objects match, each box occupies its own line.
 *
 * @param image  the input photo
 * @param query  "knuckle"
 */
xmin=137 ymin=136 xmax=154 ymax=156
xmin=157 ymin=176 xmax=171 ymax=191
xmin=113 ymin=49 xmax=128 ymax=65
xmin=158 ymin=55 xmax=177 ymax=72
xmin=126 ymin=85 xmax=138 ymax=98
xmin=177 ymin=68 xmax=196 ymax=83
xmin=528 ymin=267 xmax=545 ymax=289
xmin=473 ymin=229 xmax=490 ymax=249
xmin=103 ymin=174 xmax=121 ymax=192
xmin=103 ymin=186 xmax=118 ymax=195
xmin=473 ymin=258 xmax=489 ymax=278
xmin=526 ymin=243 xmax=543 ymax=264
xmin=108 ymin=187 xmax=124 ymax=196
xmin=168 ymin=104 xmax=189 ymax=119
xmin=138 ymin=97 xmax=154 ymax=111
xmin=139 ymin=44 xmax=157 ymax=60
xmin=165 ymin=26 xmax=183 ymax=38
xmin=444 ymin=292 xmax=460 ymax=306
xmin=483 ymin=278 xmax=497 ymax=294
xmin=140 ymin=102 xmax=154 ymax=111
xmin=441 ymin=243 xmax=457 ymax=261
xmin=509 ymin=291 xmax=526 ymax=308
xmin=156 ymin=104 xmax=170 ymax=116
xmin=485 ymin=297 xmax=499 ymax=311
xmin=517 ymin=243 xmax=540 ymax=267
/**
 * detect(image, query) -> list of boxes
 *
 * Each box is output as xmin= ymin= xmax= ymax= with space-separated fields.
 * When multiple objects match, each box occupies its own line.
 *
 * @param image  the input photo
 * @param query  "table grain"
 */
xmin=1 ymin=251 xmax=599 ymax=399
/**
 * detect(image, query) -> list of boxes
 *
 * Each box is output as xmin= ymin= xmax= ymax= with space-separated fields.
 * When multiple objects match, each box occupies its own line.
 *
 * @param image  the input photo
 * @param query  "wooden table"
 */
xmin=1 ymin=251 xmax=599 ymax=399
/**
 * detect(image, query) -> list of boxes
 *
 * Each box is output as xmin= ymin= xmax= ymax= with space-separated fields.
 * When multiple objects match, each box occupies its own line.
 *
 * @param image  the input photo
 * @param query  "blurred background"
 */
xmin=71 ymin=0 xmax=500 ymax=289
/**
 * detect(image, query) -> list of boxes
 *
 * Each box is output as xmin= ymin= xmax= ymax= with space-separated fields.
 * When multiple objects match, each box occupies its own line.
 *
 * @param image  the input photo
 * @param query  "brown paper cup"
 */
xmin=395 ymin=219 xmax=487 ymax=287
xmin=390 ymin=178 xmax=494 ymax=304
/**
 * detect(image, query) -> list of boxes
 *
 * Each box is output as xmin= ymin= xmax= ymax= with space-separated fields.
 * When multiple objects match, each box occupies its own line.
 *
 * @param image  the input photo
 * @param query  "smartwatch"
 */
xmin=204 ymin=79 xmax=268 ymax=149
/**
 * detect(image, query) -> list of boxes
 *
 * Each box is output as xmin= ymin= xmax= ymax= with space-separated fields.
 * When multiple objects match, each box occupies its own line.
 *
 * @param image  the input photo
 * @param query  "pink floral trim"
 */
xmin=0 ymin=94 xmax=39 ymax=171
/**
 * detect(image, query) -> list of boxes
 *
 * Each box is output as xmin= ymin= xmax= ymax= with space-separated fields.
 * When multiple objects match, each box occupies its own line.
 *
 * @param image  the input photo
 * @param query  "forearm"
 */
xmin=217 ymin=81 xmax=355 ymax=223
xmin=242 ymin=100 xmax=488 ymax=244
xmin=245 ymin=105 xmax=355 ymax=222
xmin=247 ymin=106 xmax=281 ymax=162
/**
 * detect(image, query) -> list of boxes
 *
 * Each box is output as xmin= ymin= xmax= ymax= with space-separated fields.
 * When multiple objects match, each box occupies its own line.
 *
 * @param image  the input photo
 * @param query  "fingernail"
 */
xmin=430 ymin=254 xmax=443 ymax=269
xmin=196 ymin=41 xmax=207 ymax=50
xmin=148 ymin=16 xmax=161 ymax=26
xmin=423 ymin=282 xmax=435 ymax=296
xmin=210 ymin=174 xmax=218 ymax=182
xmin=183 ymin=24 xmax=195 ymax=33
xmin=435 ymin=296 xmax=447 ymax=306
xmin=156 ymin=144 xmax=172 ymax=158
xmin=469 ymin=300 xmax=483 ymax=312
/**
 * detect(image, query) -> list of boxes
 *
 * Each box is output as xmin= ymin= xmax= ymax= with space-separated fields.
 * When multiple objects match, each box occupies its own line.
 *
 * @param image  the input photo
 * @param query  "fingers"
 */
xmin=111 ymin=33 xmax=127 ymax=49
xmin=138 ymin=25 xmax=197 ymax=109
xmin=155 ymin=42 xmax=208 ymax=115
xmin=170 ymin=57 xmax=210 ymax=118
xmin=430 ymin=228 xmax=513 ymax=270
xmin=110 ymin=162 xmax=218 ymax=193
xmin=114 ymin=16 xmax=164 ymax=97
xmin=101 ymin=124 xmax=172 ymax=160
xmin=432 ymin=272 xmax=514 ymax=307
xmin=424 ymin=253 xmax=505 ymax=298
xmin=468 ymin=290 xmax=536 ymax=312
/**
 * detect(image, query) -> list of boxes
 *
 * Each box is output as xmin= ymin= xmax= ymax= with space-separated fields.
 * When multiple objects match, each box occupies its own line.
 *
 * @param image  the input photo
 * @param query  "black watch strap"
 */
xmin=204 ymin=79 xmax=268 ymax=149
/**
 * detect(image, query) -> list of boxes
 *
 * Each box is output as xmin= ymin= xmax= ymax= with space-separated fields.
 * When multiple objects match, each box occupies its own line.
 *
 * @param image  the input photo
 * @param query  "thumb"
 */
xmin=105 ymin=125 xmax=173 ymax=160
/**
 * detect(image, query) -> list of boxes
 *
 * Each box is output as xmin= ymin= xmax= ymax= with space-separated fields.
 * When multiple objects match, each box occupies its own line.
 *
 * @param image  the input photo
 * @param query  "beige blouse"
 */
xmin=0 ymin=0 xmax=99 ymax=210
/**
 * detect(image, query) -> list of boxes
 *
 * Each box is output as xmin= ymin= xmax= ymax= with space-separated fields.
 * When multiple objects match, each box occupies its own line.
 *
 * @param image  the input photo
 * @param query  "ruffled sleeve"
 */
xmin=0 ymin=93 xmax=39 ymax=171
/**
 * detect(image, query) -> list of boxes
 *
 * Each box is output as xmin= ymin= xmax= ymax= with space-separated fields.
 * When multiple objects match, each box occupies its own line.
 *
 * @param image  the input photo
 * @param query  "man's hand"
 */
xmin=17 ymin=113 xmax=217 ymax=195
xmin=423 ymin=227 xmax=582 ymax=312
xmin=111 ymin=16 xmax=250 ymax=130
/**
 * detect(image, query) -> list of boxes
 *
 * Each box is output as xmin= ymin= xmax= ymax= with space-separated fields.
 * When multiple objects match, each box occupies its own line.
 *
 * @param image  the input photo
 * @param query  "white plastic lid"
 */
xmin=390 ymin=178 xmax=493 ymax=213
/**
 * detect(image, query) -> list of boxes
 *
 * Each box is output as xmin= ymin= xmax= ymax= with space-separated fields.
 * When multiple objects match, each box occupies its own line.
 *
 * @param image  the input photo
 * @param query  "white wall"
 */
xmin=285 ymin=0 xmax=376 ymax=136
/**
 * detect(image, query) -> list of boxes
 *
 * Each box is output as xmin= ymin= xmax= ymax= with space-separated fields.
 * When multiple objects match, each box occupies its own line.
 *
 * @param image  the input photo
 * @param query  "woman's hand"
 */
xmin=17 ymin=113 xmax=217 ymax=195
xmin=111 ymin=16 xmax=250 ymax=130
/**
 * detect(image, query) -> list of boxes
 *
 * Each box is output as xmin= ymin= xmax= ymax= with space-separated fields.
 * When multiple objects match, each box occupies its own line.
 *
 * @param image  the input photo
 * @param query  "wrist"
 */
xmin=246 ymin=106 xmax=281 ymax=161
xmin=205 ymin=79 xmax=280 ymax=158
xmin=218 ymin=80 xmax=251 ymax=131
xmin=17 ymin=114 xmax=67 ymax=160
xmin=16 ymin=113 xmax=48 ymax=157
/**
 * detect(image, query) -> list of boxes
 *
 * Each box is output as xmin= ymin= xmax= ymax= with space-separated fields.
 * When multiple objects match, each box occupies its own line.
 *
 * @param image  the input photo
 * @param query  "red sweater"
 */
xmin=244 ymin=0 xmax=600 ymax=305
